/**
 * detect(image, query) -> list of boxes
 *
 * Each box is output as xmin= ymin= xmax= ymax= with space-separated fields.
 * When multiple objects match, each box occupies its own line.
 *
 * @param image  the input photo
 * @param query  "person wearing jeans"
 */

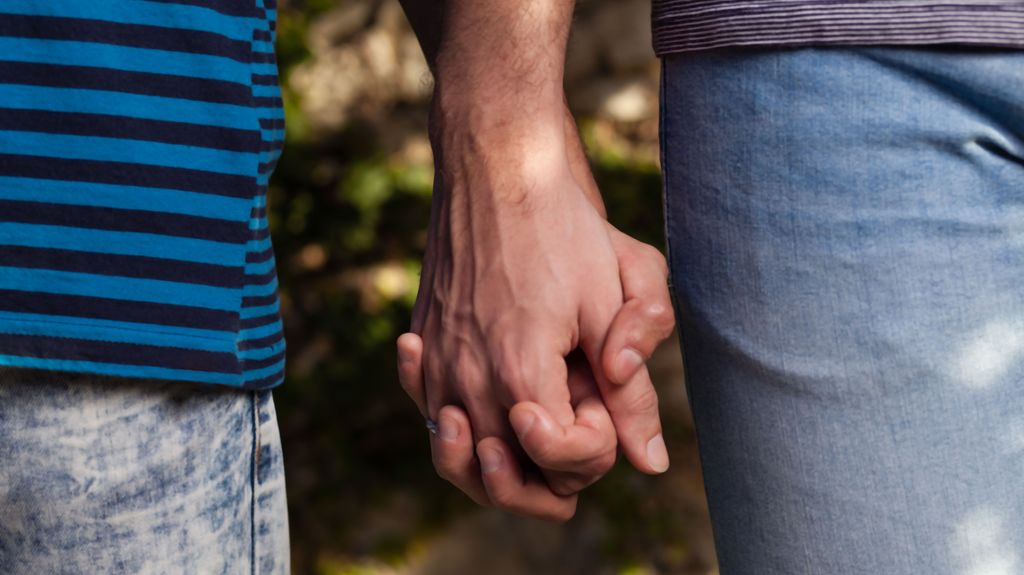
xmin=0 ymin=1 xmax=293 ymax=572
xmin=662 ymin=46 xmax=1024 ymax=573
xmin=395 ymin=0 xmax=1024 ymax=572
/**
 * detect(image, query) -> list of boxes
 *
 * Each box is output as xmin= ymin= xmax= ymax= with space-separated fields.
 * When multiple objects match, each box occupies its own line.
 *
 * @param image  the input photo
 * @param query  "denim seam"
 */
xmin=658 ymin=58 xmax=674 ymax=302
xmin=658 ymin=57 xmax=726 ymax=565
xmin=659 ymin=58 xmax=696 ymax=417
xmin=250 ymin=390 xmax=259 ymax=575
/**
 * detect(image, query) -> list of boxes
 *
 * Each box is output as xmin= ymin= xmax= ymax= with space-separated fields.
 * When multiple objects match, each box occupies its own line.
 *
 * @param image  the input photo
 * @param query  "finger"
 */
xmin=599 ymin=362 xmax=669 ymax=475
xmin=417 ymin=318 xmax=579 ymax=486
xmin=565 ymin=346 xmax=601 ymax=406
xmin=581 ymin=335 xmax=667 ymax=474
xmin=490 ymin=327 xmax=576 ymax=428
xmin=602 ymin=231 xmax=676 ymax=385
xmin=477 ymin=437 xmax=578 ymax=522
xmin=509 ymin=399 xmax=616 ymax=480
xmin=398 ymin=334 xmax=492 ymax=505
xmin=578 ymin=294 xmax=669 ymax=476
xmin=419 ymin=314 xmax=455 ymax=419
xmin=430 ymin=405 xmax=491 ymax=506
xmin=517 ymin=352 xmax=617 ymax=496
xmin=429 ymin=346 xmax=522 ymax=459
xmin=396 ymin=332 xmax=427 ymax=417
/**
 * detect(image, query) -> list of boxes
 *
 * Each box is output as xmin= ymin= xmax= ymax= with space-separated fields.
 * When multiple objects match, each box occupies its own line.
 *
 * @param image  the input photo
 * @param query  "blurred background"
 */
xmin=268 ymin=0 xmax=717 ymax=573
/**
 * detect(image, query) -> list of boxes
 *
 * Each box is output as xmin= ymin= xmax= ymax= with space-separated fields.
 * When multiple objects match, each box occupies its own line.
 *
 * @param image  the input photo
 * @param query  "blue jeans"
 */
xmin=661 ymin=46 xmax=1024 ymax=573
xmin=0 ymin=367 xmax=290 ymax=574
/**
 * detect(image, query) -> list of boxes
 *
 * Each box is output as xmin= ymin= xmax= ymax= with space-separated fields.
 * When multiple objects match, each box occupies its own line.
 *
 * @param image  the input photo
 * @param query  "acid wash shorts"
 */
xmin=0 ymin=367 xmax=290 ymax=574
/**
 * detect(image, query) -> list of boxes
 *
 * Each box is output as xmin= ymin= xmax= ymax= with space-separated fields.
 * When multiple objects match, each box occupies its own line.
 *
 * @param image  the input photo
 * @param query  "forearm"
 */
xmin=401 ymin=0 xmax=572 ymax=105
xmin=401 ymin=1 xmax=571 ymax=160
xmin=399 ymin=0 xmax=606 ymax=215
xmin=434 ymin=0 xmax=572 ymax=121
xmin=396 ymin=1 xmax=670 ymax=516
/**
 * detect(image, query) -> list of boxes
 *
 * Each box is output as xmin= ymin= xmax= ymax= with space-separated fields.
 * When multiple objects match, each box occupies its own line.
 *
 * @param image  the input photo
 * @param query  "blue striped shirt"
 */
xmin=0 ymin=0 xmax=286 ymax=389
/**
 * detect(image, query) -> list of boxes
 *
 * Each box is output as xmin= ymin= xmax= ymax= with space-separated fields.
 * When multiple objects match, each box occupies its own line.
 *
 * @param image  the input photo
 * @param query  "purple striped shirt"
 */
xmin=651 ymin=0 xmax=1024 ymax=55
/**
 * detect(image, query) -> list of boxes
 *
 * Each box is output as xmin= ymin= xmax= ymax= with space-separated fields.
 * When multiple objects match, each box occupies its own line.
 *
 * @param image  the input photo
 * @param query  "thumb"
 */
xmin=577 ymin=244 xmax=670 ymax=475
xmin=599 ymin=363 xmax=669 ymax=474
xmin=580 ymin=327 xmax=670 ymax=475
xmin=601 ymin=227 xmax=675 ymax=385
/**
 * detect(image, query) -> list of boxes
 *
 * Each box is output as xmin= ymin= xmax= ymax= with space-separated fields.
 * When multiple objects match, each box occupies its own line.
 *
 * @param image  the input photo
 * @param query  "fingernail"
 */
xmin=438 ymin=414 xmax=458 ymax=443
xmin=615 ymin=348 xmax=644 ymax=382
xmin=510 ymin=410 xmax=536 ymax=438
xmin=646 ymin=434 xmax=670 ymax=473
xmin=479 ymin=446 xmax=503 ymax=474
xmin=398 ymin=349 xmax=414 ymax=364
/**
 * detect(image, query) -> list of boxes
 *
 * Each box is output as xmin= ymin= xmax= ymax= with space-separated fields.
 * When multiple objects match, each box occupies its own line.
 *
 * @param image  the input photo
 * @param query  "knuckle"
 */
xmin=452 ymin=347 xmax=484 ymax=383
xmin=624 ymin=385 xmax=661 ymax=416
xmin=450 ymin=373 xmax=477 ymax=397
xmin=645 ymin=301 xmax=676 ymax=335
xmin=654 ymin=252 xmax=670 ymax=278
xmin=619 ymin=324 xmax=646 ymax=351
xmin=638 ymin=242 xmax=667 ymax=267
xmin=643 ymin=300 xmax=671 ymax=321
xmin=494 ymin=357 xmax=534 ymax=394
xmin=617 ymin=247 xmax=641 ymax=269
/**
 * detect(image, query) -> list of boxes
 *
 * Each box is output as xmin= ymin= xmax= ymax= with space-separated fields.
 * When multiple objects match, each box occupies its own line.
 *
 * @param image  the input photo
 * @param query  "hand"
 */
xmin=399 ymin=95 xmax=675 ymax=517
xmin=394 ymin=0 xmax=675 ymax=519
xmin=561 ymin=104 xmax=677 ymax=388
xmin=398 ymin=337 xmax=615 ymax=521
xmin=412 ymin=136 xmax=632 ymax=479
xmin=399 ymin=219 xmax=676 ymax=521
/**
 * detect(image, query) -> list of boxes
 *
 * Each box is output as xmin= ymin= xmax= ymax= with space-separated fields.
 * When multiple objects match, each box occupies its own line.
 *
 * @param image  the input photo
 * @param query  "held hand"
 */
xmin=400 ymin=98 xmax=675 ymax=518
xmin=563 ymin=105 xmax=677 ymax=474
xmin=410 ymin=151 xmax=626 ymax=485
xmin=394 ymin=0 xmax=675 ymax=519
xmin=398 ymin=336 xmax=616 ymax=521
xmin=397 ymin=221 xmax=676 ymax=520
xmin=562 ymin=103 xmax=676 ymax=386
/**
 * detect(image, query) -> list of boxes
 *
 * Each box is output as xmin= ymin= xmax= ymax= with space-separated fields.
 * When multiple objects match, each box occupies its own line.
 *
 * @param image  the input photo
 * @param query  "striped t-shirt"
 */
xmin=0 ymin=1 xmax=286 ymax=389
xmin=652 ymin=0 xmax=1024 ymax=54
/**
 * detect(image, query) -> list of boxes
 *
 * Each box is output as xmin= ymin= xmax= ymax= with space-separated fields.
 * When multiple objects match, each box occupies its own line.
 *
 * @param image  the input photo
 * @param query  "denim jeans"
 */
xmin=661 ymin=46 xmax=1024 ymax=574
xmin=0 ymin=367 xmax=290 ymax=574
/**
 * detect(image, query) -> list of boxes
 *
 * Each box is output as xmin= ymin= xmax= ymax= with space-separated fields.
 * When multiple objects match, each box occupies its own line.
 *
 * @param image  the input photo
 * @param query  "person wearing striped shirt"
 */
xmin=394 ymin=0 xmax=1024 ymax=573
xmin=0 ymin=1 xmax=292 ymax=573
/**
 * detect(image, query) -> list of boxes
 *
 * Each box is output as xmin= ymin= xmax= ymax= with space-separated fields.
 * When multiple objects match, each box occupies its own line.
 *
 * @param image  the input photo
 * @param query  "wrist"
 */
xmin=429 ymin=80 xmax=564 ymax=139
xmin=428 ymin=92 xmax=568 ymax=183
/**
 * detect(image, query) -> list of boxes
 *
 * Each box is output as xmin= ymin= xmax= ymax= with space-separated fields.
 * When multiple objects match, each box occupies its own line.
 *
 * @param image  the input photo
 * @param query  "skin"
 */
xmin=395 ymin=0 xmax=676 ymax=521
